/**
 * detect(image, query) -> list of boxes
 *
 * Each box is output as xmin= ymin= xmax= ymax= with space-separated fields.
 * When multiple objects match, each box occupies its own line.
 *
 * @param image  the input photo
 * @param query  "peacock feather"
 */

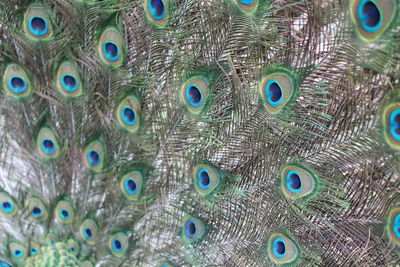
xmin=0 ymin=0 xmax=399 ymax=266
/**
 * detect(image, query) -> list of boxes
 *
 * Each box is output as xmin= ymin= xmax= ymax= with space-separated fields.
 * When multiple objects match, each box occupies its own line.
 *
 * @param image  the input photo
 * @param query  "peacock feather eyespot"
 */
xmin=120 ymin=170 xmax=144 ymax=201
xmin=386 ymin=207 xmax=400 ymax=245
xmin=55 ymin=200 xmax=75 ymax=224
xmin=280 ymin=165 xmax=318 ymax=201
xmin=180 ymin=76 xmax=210 ymax=114
xmin=193 ymin=164 xmax=221 ymax=197
xmin=2 ymin=63 xmax=33 ymax=99
xmin=83 ymin=139 xmax=106 ymax=172
xmin=67 ymin=239 xmax=80 ymax=256
xmin=108 ymin=232 xmax=129 ymax=258
xmin=79 ymin=219 xmax=98 ymax=245
xmin=116 ymin=95 xmax=141 ymax=133
xmin=181 ymin=216 xmax=206 ymax=244
xmin=234 ymin=0 xmax=258 ymax=13
xmin=382 ymin=103 xmax=400 ymax=149
xmin=36 ymin=126 xmax=61 ymax=159
xmin=0 ymin=192 xmax=18 ymax=217
xmin=55 ymin=61 xmax=83 ymax=98
xmin=267 ymin=233 xmax=300 ymax=265
xmin=47 ymin=233 xmax=57 ymax=246
xmin=9 ymin=242 xmax=27 ymax=261
xmin=260 ymin=69 xmax=297 ymax=114
xmin=98 ymin=27 xmax=125 ymax=67
xmin=350 ymin=0 xmax=397 ymax=42
xmin=29 ymin=241 xmax=40 ymax=256
xmin=144 ymin=0 xmax=169 ymax=27
xmin=27 ymin=197 xmax=48 ymax=221
xmin=23 ymin=5 xmax=53 ymax=40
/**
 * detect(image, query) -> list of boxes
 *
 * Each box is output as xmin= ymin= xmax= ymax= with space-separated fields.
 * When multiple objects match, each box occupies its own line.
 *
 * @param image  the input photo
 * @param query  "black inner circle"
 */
xmin=31 ymin=17 xmax=46 ymax=32
xmin=124 ymin=108 xmax=135 ymax=122
xmin=43 ymin=139 xmax=54 ymax=151
xmin=128 ymin=179 xmax=137 ymax=191
xmin=90 ymin=151 xmax=99 ymax=164
xmin=276 ymin=241 xmax=286 ymax=255
xmin=268 ymin=82 xmax=282 ymax=102
xmin=11 ymin=77 xmax=24 ymax=89
xmin=114 ymin=240 xmax=122 ymax=249
xmin=362 ymin=1 xmax=381 ymax=27
xmin=394 ymin=114 xmax=400 ymax=134
xmin=85 ymin=228 xmax=93 ymax=238
xmin=2 ymin=202 xmax=11 ymax=209
xmin=289 ymin=173 xmax=301 ymax=190
xmin=105 ymin=43 xmax=118 ymax=58
xmin=394 ymin=114 xmax=400 ymax=123
xmin=151 ymin=0 xmax=165 ymax=16
xmin=33 ymin=207 xmax=41 ymax=214
xmin=63 ymin=75 xmax=76 ymax=88
xmin=61 ymin=210 xmax=69 ymax=217
xmin=188 ymin=221 xmax=196 ymax=235
xmin=189 ymin=86 xmax=201 ymax=104
xmin=200 ymin=171 xmax=210 ymax=187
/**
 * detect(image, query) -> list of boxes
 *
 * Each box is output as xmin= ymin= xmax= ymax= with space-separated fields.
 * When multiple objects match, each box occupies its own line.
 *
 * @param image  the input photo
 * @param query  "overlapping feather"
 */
xmin=0 ymin=0 xmax=399 ymax=266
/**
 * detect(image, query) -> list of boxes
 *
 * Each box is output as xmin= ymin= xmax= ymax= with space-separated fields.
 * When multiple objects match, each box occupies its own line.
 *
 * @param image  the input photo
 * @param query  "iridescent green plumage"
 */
xmin=0 ymin=0 xmax=399 ymax=266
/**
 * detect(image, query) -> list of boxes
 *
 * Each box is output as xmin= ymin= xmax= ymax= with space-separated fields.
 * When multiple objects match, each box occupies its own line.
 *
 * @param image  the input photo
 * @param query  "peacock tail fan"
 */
xmin=0 ymin=0 xmax=400 ymax=266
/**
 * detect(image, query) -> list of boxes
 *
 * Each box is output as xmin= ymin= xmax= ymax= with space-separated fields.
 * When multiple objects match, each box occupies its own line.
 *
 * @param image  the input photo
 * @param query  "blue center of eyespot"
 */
xmin=198 ymin=168 xmax=211 ymax=190
xmin=125 ymin=178 xmax=138 ymax=195
xmin=121 ymin=106 xmax=136 ymax=126
xmin=266 ymin=80 xmax=283 ymax=107
xmin=185 ymin=219 xmax=197 ymax=238
xmin=61 ymin=74 xmax=78 ymax=92
xmin=286 ymin=170 xmax=302 ymax=194
xmin=32 ymin=206 xmax=42 ymax=217
xmin=185 ymin=84 xmax=202 ymax=107
xmin=70 ymin=247 xmax=75 ymax=252
xmin=1 ymin=201 xmax=13 ymax=213
xmin=88 ymin=150 xmax=100 ymax=167
xmin=30 ymin=248 xmax=37 ymax=255
xmin=389 ymin=109 xmax=400 ymax=141
xmin=84 ymin=228 xmax=93 ymax=239
xmin=60 ymin=209 xmax=70 ymax=220
xmin=112 ymin=239 xmax=123 ymax=252
xmin=14 ymin=249 xmax=23 ymax=258
xmin=28 ymin=16 xmax=48 ymax=37
xmin=102 ymin=42 xmax=120 ymax=62
xmin=149 ymin=0 xmax=165 ymax=20
xmin=41 ymin=139 xmax=56 ymax=155
xmin=239 ymin=0 xmax=254 ymax=5
xmin=272 ymin=238 xmax=286 ymax=258
xmin=393 ymin=214 xmax=400 ymax=238
xmin=8 ymin=76 xmax=27 ymax=94
xmin=357 ymin=0 xmax=382 ymax=33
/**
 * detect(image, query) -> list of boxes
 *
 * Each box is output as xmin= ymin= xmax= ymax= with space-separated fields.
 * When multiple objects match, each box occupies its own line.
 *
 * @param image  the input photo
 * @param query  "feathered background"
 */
xmin=0 ymin=0 xmax=399 ymax=266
